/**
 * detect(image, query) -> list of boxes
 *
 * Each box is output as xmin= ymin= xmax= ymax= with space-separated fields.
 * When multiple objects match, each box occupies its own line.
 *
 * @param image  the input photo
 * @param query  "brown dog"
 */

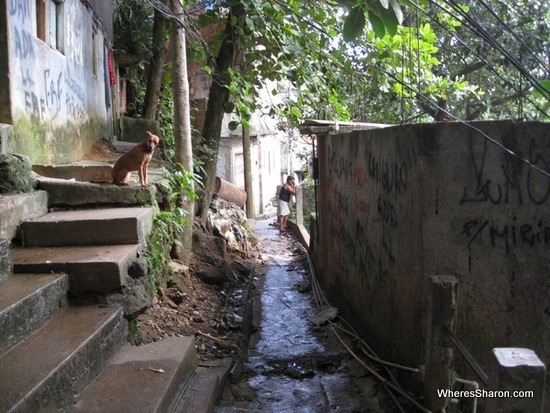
xmin=112 ymin=131 xmax=160 ymax=186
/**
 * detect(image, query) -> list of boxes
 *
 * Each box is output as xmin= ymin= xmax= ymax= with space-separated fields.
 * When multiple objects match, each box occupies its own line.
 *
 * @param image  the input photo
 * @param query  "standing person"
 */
xmin=278 ymin=176 xmax=296 ymax=233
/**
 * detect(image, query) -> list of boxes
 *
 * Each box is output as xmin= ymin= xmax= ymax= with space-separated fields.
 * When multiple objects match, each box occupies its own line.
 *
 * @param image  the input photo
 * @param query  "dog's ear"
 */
xmin=146 ymin=131 xmax=153 ymax=137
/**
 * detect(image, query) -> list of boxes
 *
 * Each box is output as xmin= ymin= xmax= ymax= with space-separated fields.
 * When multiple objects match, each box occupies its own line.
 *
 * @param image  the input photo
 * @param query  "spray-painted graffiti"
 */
xmin=9 ymin=0 xmax=30 ymax=20
xmin=324 ymin=140 xmax=412 ymax=302
xmin=12 ymin=26 xmax=34 ymax=59
xmin=367 ymin=150 xmax=409 ymax=196
xmin=460 ymin=137 xmax=550 ymax=252
xmin=461 ymin=139 xmax=550 ymax=206
xmin=463 ymin=218 xmax=550 ymax=254
xmin=44 ymin=69 xmax=63 ymax=118
xmin=9 ymin=0 xmax=90 ymax=124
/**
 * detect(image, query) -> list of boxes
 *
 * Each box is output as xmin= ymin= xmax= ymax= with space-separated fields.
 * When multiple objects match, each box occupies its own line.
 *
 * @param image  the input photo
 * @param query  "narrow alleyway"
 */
xmin=215 ymin=220 xmax=393 ymax=412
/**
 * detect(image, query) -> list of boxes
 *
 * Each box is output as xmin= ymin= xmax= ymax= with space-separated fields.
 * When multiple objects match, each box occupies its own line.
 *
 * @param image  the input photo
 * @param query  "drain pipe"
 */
xmin=453 ymin=377 xmax=479 ymax=413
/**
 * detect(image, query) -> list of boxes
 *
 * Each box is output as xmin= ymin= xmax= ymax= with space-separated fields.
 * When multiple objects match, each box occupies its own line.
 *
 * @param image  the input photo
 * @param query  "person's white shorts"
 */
xmin=278 ymin=199 xmax=290 ymax=216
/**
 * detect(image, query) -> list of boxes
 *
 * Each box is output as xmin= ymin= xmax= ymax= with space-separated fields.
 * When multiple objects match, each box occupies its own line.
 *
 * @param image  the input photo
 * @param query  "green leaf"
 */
xmin=224 ymin=102 xmax=236 ymax=113
xmin=374 ymin=2 xmax=400 ymax=36
xmin=290 ymin=107 xmax=302 ymax=118
xmin=343 ymin=7 xmax=366 ymax=42
xmin=228 ymin=121 xmax=239 ymax=131
xmin=389 ymin=0 xmax=403 ymax=25
xmin=368 ymin=12 xmax=386 ymax=38
xmin=532 ymin=80 xmax=550 ymax=100
xmin=379 ymin=0 xmax=390 ymax=9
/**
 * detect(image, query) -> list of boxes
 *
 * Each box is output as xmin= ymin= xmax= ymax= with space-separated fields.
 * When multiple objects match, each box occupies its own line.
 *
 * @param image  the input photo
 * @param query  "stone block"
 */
xmin=0 ymin=239 xmax=10 ymax=280
xmin=0 ymin=124 xmax=13 ymax=154
xmin=0 ymin=154 xmax=35 ymax=194
xmin=486 ymin=348 xmax=546 ymax=413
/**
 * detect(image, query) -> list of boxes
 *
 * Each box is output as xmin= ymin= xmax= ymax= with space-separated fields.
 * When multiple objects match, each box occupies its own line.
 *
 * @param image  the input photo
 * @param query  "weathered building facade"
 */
xmin=0 ymin=0 xmax=115 ymax=163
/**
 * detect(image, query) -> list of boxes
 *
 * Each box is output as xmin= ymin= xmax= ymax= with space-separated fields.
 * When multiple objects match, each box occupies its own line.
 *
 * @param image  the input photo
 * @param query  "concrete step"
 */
xmin=0 ymin=273 xmax=68 ymax=356
xmin=20 ymin=207 xmax=153 ymax=248
xmin=10 ymin=244 xmax=141 ymax=295
xmin=36 ymin=176 xmax=159 ymax=208
xmin=171 ymin=359 xmax=233 ymax=413
xmin=72 ymin=336 xmax=198 ymax=412
xmin=0 ymin=191 xmax=48 ymax=241
xmin=0 ymin=303 xmax=127 ymax=413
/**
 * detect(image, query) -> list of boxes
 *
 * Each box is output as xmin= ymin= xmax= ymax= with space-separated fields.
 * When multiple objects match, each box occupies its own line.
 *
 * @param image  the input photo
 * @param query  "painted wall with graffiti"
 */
xmin=3 ymin=0 xmax=114 ymax=163
xmin=314 ymin=121 xmax=549 ymax=382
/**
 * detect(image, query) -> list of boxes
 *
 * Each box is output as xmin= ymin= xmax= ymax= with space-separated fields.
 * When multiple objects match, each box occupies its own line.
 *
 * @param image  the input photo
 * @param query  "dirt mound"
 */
xmin=134 ymin=199 xmax=264 ymax=362
xmin=82 ymin=138 xmax=118 ymax=160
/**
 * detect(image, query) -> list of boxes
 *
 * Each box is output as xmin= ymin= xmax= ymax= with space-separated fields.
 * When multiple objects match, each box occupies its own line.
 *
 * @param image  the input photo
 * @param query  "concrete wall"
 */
xmin=313 ymin=121 xmax=549 ymax=389
xmin=3 ymin=0 xmax=113 ymax=163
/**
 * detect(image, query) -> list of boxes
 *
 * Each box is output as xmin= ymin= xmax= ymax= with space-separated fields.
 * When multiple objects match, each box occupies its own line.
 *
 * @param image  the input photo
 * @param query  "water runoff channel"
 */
xmin=214 ymin=219 xmax=426 ymax=413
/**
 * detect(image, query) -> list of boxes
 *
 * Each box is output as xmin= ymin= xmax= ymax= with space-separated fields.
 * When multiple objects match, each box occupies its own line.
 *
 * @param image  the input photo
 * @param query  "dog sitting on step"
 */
xmin=112 ymin=131 xmax=160 ymax=187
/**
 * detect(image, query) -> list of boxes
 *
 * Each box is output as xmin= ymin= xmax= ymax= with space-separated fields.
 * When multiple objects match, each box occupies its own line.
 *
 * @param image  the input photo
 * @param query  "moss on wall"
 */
xmin=12 ymin=112 xmax=108 ymax=164
xmin=119 ymin=116 xmax=161 ymax=143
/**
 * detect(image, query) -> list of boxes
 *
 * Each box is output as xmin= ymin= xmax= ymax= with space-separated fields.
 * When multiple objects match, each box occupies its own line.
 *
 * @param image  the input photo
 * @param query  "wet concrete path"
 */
xmin=215 ymin=220 xmax=390 ymax=412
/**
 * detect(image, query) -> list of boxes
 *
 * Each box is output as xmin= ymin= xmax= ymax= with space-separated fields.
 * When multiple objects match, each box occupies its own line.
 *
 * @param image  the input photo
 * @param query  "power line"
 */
xmin=406 ymin=0 xmax=550 ymax=119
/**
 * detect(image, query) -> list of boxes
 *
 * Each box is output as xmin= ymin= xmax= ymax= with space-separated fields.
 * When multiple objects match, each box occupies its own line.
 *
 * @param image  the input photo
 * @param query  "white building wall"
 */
xmin=7 ymin=0 xmax=112 ymax=163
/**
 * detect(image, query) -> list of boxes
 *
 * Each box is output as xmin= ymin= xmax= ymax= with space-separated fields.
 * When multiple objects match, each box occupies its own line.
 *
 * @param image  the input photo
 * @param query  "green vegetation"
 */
xmin=143 ymin=165 xmax=199 ymax=293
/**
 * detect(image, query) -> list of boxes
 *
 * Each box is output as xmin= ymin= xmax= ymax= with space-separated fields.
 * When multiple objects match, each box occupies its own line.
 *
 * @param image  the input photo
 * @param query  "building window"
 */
xmin=36 ymin=0 xmax=65 ymax=53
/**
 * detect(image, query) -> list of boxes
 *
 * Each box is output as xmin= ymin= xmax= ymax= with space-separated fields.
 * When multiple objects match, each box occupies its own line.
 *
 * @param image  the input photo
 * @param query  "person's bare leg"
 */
xmin=280 ymin=215 xmax=288 ymax=232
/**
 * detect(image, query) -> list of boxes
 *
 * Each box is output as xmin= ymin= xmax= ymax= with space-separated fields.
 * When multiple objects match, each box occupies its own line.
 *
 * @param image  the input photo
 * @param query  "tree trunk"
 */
xmin=142 ymin=1 xmax=168 ymax=120
xmin=196 ymin=2 xmax=245 ymax=221
xmin=243 ymin=125 xmax=254 ymax=218
xmin=171 ymin=0 xmax=194 ymax=265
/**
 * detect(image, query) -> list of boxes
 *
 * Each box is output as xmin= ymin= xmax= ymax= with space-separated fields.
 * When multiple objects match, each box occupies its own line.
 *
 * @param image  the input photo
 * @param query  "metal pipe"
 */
xmin=455 ymin=377 xmax=479 ymax=413
xmin=444 ymin=326 xmax=489 ymax=386
xmin=214 ymin=176 xmax=247 ymax=208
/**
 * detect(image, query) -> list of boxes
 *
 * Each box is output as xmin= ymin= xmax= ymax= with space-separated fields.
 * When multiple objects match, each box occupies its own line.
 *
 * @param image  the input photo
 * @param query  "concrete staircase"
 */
xmin=0 ymin=187 xmax=229 ymax=412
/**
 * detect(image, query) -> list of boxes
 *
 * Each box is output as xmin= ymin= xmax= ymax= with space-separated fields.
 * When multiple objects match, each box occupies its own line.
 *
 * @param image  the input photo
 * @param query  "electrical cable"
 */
xmin=411 ymin=0 xmax=550 ymax=118
xmin=374 ymin=64 xmax=550 ymax=179
xmin=476 ymin=0 xmax=548 ymax=70
xmin=441 ymin=0 xmax=549 ymax=98
xmin=294 ymin=242 xmax=429 ymax=412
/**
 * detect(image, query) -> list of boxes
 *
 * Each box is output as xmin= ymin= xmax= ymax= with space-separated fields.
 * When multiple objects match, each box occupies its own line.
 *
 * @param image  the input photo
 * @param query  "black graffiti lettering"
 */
xmin=377 ymin=196 xmax=397 ymax=226
xmin=520 ymin=224 xmax=534 ymax=247
xmin=464 ymin=218 xmax=550 ymax=253
xmin=367 ymin=151 xmax=408 ymax=196
xmin=490 ymin=225 xmax=510 ymax=253
xmin=526 ymin=140 xmax=550 ymax=205
xmin=327 ymin=149 xmax=353 ymax=180
xmin=463 ymin=219 xmax=489 ymax=247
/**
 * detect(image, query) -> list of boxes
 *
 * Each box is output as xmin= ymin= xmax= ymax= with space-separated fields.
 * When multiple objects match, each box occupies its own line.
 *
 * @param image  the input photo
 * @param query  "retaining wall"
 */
xmin=313 ymin=121 xmax=549 ymax=396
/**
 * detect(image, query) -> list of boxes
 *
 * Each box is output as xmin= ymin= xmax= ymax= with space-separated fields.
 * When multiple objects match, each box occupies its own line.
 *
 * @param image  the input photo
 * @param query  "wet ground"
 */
xmin=215 ymin=220 xmax=391 ymax=412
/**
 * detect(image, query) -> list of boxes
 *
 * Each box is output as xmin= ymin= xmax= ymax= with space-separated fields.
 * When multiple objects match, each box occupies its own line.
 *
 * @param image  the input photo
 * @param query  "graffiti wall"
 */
xmin=314 ymin=121 xmax=550 ymax=383
xmin=5 ymin=0 xmax=112 ymax=163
